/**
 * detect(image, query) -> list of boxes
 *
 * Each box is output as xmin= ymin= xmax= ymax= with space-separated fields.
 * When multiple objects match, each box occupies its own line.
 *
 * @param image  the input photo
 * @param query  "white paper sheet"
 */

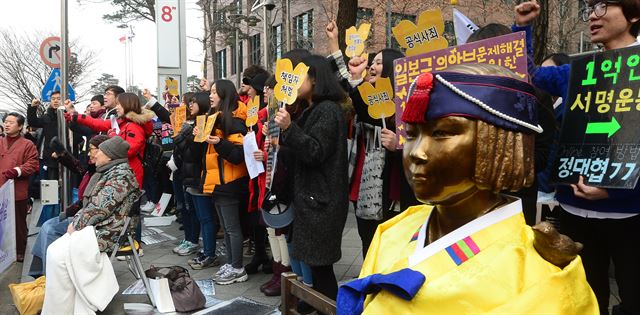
xmin=143 ymin=215 xmax=176 ymax=227
xmin=243 ymin=131 xmax=265 ymax=179
xmin=110 ymin=116 xmax=120 ymax=134
xmin=150 ymin=193 xmax=172 ymax=217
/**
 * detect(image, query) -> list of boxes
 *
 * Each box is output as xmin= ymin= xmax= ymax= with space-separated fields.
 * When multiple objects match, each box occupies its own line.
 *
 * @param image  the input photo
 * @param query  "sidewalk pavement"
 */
xmin=0 ymin=201 xmax=363 ymax=314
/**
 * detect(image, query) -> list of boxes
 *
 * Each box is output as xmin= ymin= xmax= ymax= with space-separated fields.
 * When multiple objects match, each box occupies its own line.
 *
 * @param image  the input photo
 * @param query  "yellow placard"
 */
xmin=274 ymin=58 xmax=309 ymax=105
xmin=246 ymin=95 xmax=260 ymax=127
xmin=194 ymin=115 xmax=207 ymax=143
xmin=172 ymin=105 xmax=187 ymax=136
xmin=345 ymin=23 xmax=371 ymax=58
xmin=202 ymin=113 xmax=219 ymax=141
xmin=391 ymin=9 xmax=448 ymax=57
xmin=165 ymin=78 xmax=179 ymax=96
xmin=357 ymin=77 xmax=396 ymax=120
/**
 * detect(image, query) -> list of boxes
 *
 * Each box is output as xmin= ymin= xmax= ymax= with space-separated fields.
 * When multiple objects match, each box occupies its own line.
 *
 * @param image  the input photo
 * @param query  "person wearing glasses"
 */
xmin=514 ymin=1 xmax=640 ymax=314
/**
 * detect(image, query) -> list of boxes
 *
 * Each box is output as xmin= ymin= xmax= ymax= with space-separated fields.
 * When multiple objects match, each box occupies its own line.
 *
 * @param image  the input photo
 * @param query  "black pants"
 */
xmin=310 ymin=265 xmax=338 ymax=301
xmin=356 ymin=216 xmax=381 ymax=259
xmin=560 ymin=209 xmax=640 ymax=315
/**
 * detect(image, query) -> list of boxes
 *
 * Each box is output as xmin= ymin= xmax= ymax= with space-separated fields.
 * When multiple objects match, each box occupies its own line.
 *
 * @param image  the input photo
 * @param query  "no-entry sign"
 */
xmin=553 ymin=46 xmax=640 ymax=189
xmin=39 ymin=36 xmax=68 ymax=68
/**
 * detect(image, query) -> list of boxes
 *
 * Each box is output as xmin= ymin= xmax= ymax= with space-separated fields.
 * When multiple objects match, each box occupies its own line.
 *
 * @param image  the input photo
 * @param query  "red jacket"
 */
xmin=0 ymin=135 xmax=39 ymax=200
xmin=248 ymin=119 xmax=267 ymax=212
xmin=75 ymin=109 xmax=155 ymax=188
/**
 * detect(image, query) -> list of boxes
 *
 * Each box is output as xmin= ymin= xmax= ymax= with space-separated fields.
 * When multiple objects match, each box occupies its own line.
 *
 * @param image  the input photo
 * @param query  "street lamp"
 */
xmin=251 ymin=0 xmax=276 ymax=71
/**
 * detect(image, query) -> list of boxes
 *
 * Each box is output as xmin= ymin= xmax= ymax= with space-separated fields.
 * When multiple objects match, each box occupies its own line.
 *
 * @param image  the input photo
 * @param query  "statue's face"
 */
xmin=403 ymin=116 xmax=477 ymax=204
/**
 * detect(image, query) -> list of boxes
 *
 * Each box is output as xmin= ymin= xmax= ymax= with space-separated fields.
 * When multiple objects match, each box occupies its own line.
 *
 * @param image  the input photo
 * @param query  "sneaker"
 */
xmin=213 ymin=263 xmax=232 ymax=281
xmin=190 ymin=256 xmax=220 ymax=270
xmin=188 ymin=252 xmax=205 ymax=265
xmin=140 ymin=201 xmax=155 ymax=212
xmin=176 ymin=241 xmax=200 ymax=256
xmin=215 ymin=267 xmax=248 ymax=285
xmin=173 ymin=240 xmax=187 ymax=254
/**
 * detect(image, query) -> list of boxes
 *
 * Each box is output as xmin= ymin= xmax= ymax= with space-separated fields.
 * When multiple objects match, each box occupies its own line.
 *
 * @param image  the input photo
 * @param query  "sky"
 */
xmin=3 ymin=0 xmax=205 ymax=102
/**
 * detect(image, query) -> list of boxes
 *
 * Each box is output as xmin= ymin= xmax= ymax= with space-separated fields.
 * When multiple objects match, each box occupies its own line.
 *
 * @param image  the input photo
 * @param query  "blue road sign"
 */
xmin=41 ymin=68 xmax=75 ymax=102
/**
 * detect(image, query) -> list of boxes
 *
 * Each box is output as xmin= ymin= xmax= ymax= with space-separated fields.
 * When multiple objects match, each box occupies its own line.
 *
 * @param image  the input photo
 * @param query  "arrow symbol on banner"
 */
xmin=586 ymin=117 xmax=621 ymax=138
xmin=49 ymin=45 xmax=60 ymax=59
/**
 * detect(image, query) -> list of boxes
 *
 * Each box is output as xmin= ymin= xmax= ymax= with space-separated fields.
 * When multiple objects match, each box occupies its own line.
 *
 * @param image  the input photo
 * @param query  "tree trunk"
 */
xmin=532 ymin=0 xmax=549 ymax=65
xmin=336 ymin=0 xmax=358 ymax=52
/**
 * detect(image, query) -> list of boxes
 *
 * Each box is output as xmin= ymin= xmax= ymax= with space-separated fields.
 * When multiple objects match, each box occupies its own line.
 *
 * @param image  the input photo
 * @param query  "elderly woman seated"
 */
xmin=42 ymin=136 xmax=141 ymax=314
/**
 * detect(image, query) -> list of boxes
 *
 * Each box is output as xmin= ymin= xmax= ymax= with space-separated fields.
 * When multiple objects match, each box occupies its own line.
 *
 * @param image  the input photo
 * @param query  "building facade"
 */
xmin=206 ymin=0 xmax=590 ymax=83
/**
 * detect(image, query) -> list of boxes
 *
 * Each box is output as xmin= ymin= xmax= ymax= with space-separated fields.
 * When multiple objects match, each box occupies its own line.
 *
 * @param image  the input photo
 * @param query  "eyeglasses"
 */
xmin=105 ymin=91 xmax=115 ymax=96
xmin=581 ymin=1 xmax=620 ymax=22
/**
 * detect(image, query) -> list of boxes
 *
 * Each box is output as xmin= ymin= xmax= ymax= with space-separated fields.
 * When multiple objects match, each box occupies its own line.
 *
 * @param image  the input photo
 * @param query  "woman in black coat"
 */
xmin=275 ymin=55 xmax=349 ymax=300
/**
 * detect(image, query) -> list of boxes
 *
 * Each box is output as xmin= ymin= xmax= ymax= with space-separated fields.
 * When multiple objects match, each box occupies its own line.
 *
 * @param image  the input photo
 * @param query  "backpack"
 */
xmin=139 ymin=135 xmax=163 ymax=176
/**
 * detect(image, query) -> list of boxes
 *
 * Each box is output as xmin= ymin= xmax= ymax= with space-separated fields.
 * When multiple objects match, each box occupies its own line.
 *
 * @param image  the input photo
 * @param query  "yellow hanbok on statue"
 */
xmin=358 ymin=198 xmax=598 ymax=314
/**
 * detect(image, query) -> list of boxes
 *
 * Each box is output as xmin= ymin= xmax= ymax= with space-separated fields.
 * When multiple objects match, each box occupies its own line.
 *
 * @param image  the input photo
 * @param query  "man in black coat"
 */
xmin=28 ymin=92 xmax=61 ymax=181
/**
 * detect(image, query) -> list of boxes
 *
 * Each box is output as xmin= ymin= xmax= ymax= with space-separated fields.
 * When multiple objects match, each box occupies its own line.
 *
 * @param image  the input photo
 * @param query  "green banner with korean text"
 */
xmin=393 ymin=32 xmax=528 ymax=149
xmin=553 ymin=46 xmax=640 ymax=188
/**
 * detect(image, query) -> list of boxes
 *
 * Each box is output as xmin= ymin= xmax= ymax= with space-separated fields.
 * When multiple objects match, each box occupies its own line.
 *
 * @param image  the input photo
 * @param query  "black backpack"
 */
xmin=139 ymin=135 xmax=163 ymax=175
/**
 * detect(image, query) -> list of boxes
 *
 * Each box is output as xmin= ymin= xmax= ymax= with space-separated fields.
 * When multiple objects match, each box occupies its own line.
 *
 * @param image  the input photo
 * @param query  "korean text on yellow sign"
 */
xmin=274 ymin=58 xmax=309 ymax=105
xmin=392 ymin=9 xmax=448 ymax=57
xmin=357 ymin=77 xmax=396 ymax=120
xmin=345 ymin=23 xmax=371 ymax=58
xmin=246 ymin=95 xmax=260 ymax=127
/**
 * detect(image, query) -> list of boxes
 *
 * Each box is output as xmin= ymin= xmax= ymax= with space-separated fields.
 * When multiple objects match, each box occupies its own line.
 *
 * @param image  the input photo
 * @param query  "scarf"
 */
xmin=82 ymin=158 xmax=128 ymax=205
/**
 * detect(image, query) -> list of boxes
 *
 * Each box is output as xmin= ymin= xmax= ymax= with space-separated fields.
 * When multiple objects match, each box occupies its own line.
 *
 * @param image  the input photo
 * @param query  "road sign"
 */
xmin=552 ymin=45 xmax=640 ymax=188
xmin=41 ymin=68 xmax=75 ymax=102
xmin=39 ymin=37 xmax=69 ymax=68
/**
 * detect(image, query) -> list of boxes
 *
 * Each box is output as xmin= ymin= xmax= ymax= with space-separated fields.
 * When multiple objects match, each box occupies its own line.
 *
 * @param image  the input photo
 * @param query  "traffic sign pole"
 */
xmin=59 ymin=0 xmax=72 ymax=210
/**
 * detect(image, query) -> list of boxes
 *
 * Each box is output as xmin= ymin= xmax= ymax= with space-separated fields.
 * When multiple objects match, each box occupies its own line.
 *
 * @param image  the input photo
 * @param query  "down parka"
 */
xmin=73 ymin=109 xmax=155 ymax=188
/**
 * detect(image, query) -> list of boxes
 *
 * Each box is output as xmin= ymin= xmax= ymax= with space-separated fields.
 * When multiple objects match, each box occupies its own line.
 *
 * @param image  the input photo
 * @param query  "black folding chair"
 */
xmin=110 ymin=190 xmax=155 ymax=307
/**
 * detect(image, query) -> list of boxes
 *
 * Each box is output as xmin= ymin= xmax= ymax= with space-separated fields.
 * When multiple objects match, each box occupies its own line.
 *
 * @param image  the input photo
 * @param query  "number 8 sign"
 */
xmin=156 ymin=0 xmax=180 ymax=68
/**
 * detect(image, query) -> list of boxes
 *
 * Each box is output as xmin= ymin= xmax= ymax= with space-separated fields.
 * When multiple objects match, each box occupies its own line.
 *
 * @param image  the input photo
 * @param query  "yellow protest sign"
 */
xmin=165 ymin=77 xmax=179 ymax=96
xmin=194 ymin=115 xmax=207 ymax=143
xmin=172 ymin=105 xmax=187 ymax=136
xmin=274 ymin=58 xmax=309 ymax=105
xmin=246 ymin=95 xmax=260 ymax=127
xmin=345 ymin=23 xmax=371 ymax=58
xmin=357 ymin=77 xmax=396 ymax=121
xmin=392 ymin=9 xmax=448 ymax=57
xmin=202 ymin=112 xmax=219 ymax=141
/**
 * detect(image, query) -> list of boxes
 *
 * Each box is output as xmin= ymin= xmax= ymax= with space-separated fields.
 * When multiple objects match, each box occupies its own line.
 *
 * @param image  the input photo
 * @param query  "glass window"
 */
xmin=272 ymin=24 xmax=283 ymax=62
xmin=251 ymin=34 xmax=261 ymax=65
xmin=216 ymin=49 xmax=227 ymax=79
xmin=294 ymin=10 xmax=313 ymax=50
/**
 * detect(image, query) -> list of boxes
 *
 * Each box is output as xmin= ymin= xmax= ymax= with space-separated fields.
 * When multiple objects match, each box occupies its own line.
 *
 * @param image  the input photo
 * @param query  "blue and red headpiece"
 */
xmin=402 ymin=71 xmax=543 ymax=134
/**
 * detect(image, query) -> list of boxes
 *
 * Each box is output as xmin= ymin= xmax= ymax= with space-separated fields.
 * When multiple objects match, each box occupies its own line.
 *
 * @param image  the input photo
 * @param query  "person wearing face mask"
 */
xmin=515 ymin=1 xmax=640 ymax=313
xmin=66 ymin=93 xmax=155 ymax=188
xmin=0 ymin=113 xmax=39 ymax=263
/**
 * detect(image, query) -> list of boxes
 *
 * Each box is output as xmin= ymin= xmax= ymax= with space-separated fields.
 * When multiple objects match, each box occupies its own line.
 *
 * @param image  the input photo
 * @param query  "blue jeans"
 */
xmin=189 ymin=192 xmax=218 ymax=257
xmin=30 ymin=216 xmax=70 ymax=276
xmin=288 ymin=243 xmax=313 ymax=286
xmin=215 ymin=195 xmax=243 ymax=269
xmin=180 ymin=184 xmax=201 ymax=244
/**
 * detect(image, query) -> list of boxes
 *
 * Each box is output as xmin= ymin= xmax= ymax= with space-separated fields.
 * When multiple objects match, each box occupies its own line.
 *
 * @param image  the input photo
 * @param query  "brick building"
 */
xmin=206 ymin=0 xmax=590 ymax=83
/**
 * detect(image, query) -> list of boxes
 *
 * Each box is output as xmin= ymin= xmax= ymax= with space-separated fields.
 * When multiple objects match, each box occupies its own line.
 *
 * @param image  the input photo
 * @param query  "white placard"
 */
xmin=156 ymin=0 xmax=181 ymax=68
xmin=243 ymin=131 xmax=265 ymax=179
xmin=0 ymin=180 xmax=16 ymax=273
xmin=149 ymin=278 xmax=176 ymax=313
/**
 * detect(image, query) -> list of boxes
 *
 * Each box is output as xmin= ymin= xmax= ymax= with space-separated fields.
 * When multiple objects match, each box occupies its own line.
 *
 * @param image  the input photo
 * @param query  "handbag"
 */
xmin=356 ymin=126 xmax=385 ymax=221
xmin=8 ymin=276 xmax=46 ymax=315
xmin=145 ymin=265 xmax=205 ymax=313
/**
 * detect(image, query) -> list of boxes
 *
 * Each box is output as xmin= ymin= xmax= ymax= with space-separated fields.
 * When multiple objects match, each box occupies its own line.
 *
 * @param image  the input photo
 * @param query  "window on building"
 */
xmin=444 ymin=20 xmax=456 ymax=46
xmin=271 ymin=24 xmax=283 ymax=62
xmin=231 ymin=41 xmax=243 ymax=75
xmin=235 ymin=0 xmax=242 ymax=14
xmin=250 ymin=34 xmax=261 ymax=65
xmin=216 ymin=49 xmax=227 ymax=79
xmin=387 ymin=13 xmax=416 ymax=50
xmin=294 ymin=10 xmax=313 ymax=50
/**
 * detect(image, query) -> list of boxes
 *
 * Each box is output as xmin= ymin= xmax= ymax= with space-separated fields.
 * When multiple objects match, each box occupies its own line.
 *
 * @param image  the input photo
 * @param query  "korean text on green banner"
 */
xmin=553 ymin=46 xmax=640 ymax=188
xmin=393 ymin=32 xmax=528 ymax=148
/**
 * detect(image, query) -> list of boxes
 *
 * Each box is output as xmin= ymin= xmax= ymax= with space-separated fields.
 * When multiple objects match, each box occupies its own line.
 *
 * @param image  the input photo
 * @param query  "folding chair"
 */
xmin=110 ymin=190 xmax=155 ymax=307
xmin=281 ymin=272 xmax=336 ymax=315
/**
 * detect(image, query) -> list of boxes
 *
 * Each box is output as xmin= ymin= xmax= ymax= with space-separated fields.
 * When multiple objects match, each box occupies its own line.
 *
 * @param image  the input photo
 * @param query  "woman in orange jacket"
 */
xmin=201 ymin=79 xmax=250 ymax=285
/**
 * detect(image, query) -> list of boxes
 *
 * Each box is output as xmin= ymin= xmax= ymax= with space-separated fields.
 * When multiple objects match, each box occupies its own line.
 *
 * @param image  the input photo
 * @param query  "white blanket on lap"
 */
xmin=42 ymin=226 xmax=119 ymax=314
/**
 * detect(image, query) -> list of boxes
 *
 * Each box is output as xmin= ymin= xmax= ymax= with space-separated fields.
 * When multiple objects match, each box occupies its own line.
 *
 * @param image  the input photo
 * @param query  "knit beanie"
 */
xmin=250 ymin=73 xmax=269 ymax=96
xmin=98 ymin=136 xmax=130 ymax=160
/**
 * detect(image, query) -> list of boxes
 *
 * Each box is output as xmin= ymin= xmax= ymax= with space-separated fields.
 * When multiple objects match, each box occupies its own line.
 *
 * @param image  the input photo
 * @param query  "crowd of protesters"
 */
xmin=1 ymin=0 xmax=639 ymax=313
